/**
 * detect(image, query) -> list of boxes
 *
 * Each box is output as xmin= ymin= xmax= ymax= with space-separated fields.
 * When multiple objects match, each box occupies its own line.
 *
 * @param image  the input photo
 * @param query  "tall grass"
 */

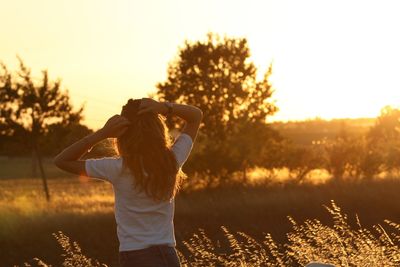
xmin=23 ymin=231 xmax=107 ymax=267
xmin=179 ymin=201 xmax=399 ymax=266
xmin=2 ymin=156 xmax=400 ymax=267
xmin=2 ymin=177 xmax=400 ymax=266
xmin=19 ymin=201 xmax=400 ymax=267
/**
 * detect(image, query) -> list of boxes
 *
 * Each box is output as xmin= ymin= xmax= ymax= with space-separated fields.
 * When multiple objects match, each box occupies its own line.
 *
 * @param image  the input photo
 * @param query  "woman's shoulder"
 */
xmin=87 ymin=156 xmax=123 ymax=163
xmin=171 ymin=133 xmax=194 ymax=168
xmin=172 ymin=133 xmax=193 ymax=148
xmin=85 ymin=156 xmax=124 ymax=182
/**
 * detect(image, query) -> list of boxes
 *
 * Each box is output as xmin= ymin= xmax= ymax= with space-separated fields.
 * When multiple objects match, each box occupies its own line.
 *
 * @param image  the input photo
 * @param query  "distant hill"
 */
xmin=270 ymin=118 xmax=375 ymax=145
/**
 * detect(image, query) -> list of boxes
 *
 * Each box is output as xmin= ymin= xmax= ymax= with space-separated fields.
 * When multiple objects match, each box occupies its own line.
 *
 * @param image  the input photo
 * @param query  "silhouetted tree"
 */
xmin=284 ymin=142 xmax=325 ymax=182
xmin=157 ymin=33 xmax=278 ymax=181
xmin=41 ymin=123 xmax=92 ymax=156
xmin=0 ymin=58 xmax=83 ymax=201
xmin=228 ymin=119 xmax=284 ymax=183
xmin=363 ymin=106 xmax=400 ymax=177
xmin=323 ymin=126 xmax=365 ymax=180
xmin=359 ymin=143 xmax=383 ymax=179
xmin=322 ymin=109 xmax=400 ymax=181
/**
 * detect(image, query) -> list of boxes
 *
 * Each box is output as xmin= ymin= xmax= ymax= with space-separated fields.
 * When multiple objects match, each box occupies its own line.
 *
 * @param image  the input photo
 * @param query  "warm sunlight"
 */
xmin=1 ymin=0 xmax=400 ymax=128
xmin=267 ymin=1 xmax=400 ymax=122
xmin=2 ymin=2 xmax=400 ymax=266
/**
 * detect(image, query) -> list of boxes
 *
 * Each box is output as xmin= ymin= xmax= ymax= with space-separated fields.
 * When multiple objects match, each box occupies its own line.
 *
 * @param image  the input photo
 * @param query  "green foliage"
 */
xmin=157 ymin=33 xmax=278 ymax=181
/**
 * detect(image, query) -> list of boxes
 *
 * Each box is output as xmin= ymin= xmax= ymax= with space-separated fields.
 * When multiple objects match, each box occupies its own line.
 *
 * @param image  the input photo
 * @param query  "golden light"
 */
xmin=1 ymin=0 xmax=399 ymax=129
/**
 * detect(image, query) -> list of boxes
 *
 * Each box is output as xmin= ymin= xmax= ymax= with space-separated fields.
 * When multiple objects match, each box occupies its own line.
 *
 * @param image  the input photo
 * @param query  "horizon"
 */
xmin=2 ymin=0 xmax=400 ymax=129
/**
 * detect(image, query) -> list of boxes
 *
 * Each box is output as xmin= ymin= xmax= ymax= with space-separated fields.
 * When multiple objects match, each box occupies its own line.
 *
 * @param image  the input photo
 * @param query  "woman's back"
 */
xmin=85 ymin=133 xmax=193 ymax=251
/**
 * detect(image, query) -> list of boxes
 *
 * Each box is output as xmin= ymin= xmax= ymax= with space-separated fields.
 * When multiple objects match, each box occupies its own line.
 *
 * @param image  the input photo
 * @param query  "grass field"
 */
xmin=1 ymin=158 xmax=400 ymax=266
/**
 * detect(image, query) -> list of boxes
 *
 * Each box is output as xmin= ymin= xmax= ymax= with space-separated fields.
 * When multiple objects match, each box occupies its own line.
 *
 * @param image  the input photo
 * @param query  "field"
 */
xmin=1 ymin=158 xmax=400 ymax=266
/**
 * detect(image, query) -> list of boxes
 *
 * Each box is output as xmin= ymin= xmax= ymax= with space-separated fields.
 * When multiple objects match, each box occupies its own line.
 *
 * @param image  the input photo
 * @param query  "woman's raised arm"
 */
xmin=138 ymin=98 xmax=203 ymax=141
xmin=53 ymin=115 xmax=130 ymax=175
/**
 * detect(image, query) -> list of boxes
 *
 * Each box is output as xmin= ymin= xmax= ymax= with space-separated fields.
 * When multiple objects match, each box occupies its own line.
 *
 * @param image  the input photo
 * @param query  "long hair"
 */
xmin=116 ymin=99 xmax=184 ymax=201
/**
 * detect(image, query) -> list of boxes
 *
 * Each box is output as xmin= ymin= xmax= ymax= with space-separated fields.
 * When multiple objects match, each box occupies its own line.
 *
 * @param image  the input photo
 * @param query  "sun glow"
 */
xmin=1 ymin=0 xmax=399 ymax=129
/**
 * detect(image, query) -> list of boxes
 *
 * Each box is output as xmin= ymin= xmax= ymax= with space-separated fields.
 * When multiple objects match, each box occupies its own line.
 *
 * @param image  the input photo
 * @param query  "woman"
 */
xmin=54 ymin=98 xmax=202 ymax=267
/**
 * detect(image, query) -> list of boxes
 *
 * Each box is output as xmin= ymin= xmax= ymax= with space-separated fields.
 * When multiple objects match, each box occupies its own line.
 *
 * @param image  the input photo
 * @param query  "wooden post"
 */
xmin=34 ymin=144 xmax=50 ymax=202
xmin=31 ymin=149 xmax=37 ymax=177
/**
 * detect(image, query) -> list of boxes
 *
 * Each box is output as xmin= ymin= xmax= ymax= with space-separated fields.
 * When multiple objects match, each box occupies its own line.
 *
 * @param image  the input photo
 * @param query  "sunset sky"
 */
xmin=1 ymin=0 xmax=400 ymax=129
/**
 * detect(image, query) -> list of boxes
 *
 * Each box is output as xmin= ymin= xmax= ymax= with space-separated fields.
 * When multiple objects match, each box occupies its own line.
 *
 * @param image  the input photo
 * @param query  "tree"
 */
xmin=157 ymin=33 xmax=278 ymax=182
xmin=283 ymin=142 xmax=325 ymax=182
xmin=323 ymin=126 xmax=366 ymax=181
xmin=41 ymin=123 xmax=93 ymax=156
xmin=321 ymin=108 xmax=400 ymax=181
xmin=158 ymin=33 xmax=276 ymax=137
xmin=228 ymin=119 xmax=284 ymax=183
xmin=364 ymin=106 xmax=400 ymax=177
xmin=0 ymin=58 xmax=83 ymax=201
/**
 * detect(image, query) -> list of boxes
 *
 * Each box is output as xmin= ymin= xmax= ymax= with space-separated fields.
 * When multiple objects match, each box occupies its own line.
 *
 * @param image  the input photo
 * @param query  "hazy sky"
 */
xmin=1 ymin=0 xmax=400 ymax=129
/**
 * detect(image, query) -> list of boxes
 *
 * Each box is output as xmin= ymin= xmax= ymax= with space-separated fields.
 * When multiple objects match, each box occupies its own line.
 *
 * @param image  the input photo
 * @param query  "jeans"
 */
xmin=119 ymin=245 xmax=181 ymax=267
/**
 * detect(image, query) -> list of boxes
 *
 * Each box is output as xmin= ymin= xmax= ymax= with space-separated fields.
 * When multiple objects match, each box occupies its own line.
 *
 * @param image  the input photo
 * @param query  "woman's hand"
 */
xmin=100 ymin=115 xmax=131 ymax=138
xmin=137 ymin=98 xmax=167 ymax=115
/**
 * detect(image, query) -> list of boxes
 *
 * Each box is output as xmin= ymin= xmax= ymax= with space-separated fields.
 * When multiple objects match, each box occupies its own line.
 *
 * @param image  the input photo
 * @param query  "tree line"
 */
xmin=267 ymin=108 xmax=400 ymax=183
xmin=1 ymin=34 xmax=400 ymax=200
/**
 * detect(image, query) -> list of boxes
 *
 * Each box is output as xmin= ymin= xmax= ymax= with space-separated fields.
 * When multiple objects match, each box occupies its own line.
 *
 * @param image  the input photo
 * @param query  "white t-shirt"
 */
xmin=85 ymin=133 xmax=193 ymax=252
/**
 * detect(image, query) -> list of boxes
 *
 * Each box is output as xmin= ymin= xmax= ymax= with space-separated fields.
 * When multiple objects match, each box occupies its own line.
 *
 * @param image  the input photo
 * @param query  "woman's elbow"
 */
xmin=53 ymin=156 xmax=63 ymax=169
xmin=196 ymin=107 xmax=203 ymax=121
